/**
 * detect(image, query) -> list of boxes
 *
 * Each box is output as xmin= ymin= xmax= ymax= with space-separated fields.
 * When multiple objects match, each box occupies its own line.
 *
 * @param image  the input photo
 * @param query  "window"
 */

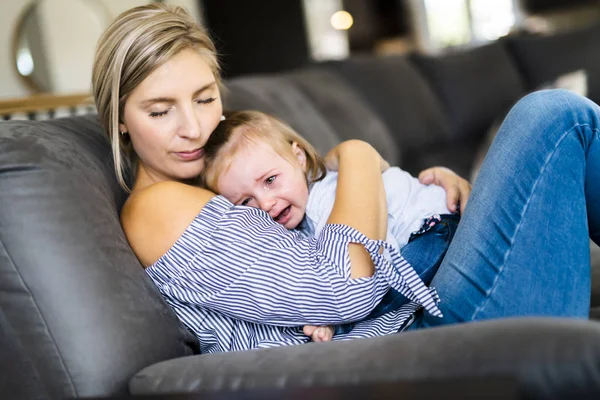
xmin=423 ymin=0 xmax=516 ymax=50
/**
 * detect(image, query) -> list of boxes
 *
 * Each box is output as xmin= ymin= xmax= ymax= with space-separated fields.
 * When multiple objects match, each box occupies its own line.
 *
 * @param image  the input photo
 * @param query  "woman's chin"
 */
xmin=172 ymin=162 xmax=205 ymax=181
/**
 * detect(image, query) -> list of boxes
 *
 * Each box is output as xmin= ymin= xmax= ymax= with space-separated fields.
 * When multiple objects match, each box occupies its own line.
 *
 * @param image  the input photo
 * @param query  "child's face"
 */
xmin=217 ymin=139 xmax=309 ymax=230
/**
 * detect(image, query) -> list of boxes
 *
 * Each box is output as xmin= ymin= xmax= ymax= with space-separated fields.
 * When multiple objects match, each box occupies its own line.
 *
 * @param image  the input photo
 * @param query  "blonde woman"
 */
xmin=93 ymin=4 xmax=598 ymax=353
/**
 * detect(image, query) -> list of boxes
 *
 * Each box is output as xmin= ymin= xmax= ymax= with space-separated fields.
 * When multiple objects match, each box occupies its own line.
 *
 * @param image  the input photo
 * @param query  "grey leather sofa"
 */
xmin=2 ymin=23 xmax=600 ymax=400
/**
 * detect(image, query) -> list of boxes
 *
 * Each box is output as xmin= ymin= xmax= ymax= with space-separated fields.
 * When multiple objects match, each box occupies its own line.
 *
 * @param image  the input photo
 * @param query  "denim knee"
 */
xmin=512 ymin=89 xmax=599 ymax=128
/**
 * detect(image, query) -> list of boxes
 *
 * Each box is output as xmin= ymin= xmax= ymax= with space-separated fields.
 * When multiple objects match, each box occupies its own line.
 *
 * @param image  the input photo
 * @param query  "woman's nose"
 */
xmin=178 ymin=107 xmax=202 ymax=139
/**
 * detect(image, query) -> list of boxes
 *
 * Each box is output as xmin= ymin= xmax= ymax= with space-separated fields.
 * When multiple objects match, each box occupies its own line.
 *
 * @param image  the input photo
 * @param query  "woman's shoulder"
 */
xmin=121 ymin=181 xmax=216 ymax=267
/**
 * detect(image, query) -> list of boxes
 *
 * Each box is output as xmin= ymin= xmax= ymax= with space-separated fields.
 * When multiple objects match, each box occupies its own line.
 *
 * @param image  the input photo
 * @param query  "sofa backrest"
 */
xmin=221 ymin=40 xmax=531 ymax=179
xmin=0 ymin=116 xmax=197 ymax=399
xmin=322 ymin=55 xmax=452 ymax=153
xmin=507 ymin=22 xmax=600 ymax=104
xmin=224 ymin=75 xmax=342 ymax=157
xmin=223 ymin=70 xmax=400 ymax=166
xmin=410 ymin=41 xmax=526 ymax=142
xmin=284 ymin=68 xmax=400 ymax=166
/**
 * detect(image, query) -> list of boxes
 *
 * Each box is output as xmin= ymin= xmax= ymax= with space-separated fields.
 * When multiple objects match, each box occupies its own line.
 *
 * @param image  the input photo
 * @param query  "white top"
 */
xmin=301 ymin=167 xmax=452 ymax=251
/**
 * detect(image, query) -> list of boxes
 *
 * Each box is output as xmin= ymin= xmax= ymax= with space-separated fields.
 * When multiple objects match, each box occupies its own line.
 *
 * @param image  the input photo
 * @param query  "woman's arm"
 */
xmin=325 ymin=140 xmax=388 ymax=278
xmin=146 ymin=195 xmax=405 ymax=326
xmin=124 ymin=181 xmax=392 ymax=324
xmin=123 ymin=141 xmax=389 ymax=274
xmin=124 ymin=142 xmax=427 ymax=325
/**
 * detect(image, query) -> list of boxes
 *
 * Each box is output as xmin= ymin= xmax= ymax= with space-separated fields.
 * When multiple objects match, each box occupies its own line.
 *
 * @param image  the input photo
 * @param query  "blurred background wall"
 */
xmin=2 ymin=0 xmax=600 ymax=99
xmin=0 ymin=0 xmax=201 ymax=99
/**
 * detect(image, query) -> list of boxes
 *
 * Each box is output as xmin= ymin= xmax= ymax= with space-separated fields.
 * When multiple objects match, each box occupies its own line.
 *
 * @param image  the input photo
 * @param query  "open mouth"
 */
xmin=274 ymin=205 xmax=292 ymax=224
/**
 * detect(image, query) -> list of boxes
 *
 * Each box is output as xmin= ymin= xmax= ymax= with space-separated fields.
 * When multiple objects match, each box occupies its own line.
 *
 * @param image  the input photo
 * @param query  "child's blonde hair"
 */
xmin=202 ymin=111 xmax=327 ymax=192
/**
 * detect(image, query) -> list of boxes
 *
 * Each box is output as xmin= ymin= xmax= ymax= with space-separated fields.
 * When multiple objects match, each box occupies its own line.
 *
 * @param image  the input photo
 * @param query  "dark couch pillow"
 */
xmin=506 ymin=22 xmax=600 ymax=104
xmin=322 ymin=55 xmax=452 ymax=152
xmin=224 ymin=75 xmax=342 ymax=156
xmin=410 ymin=41 xmax=526 ymax=142
xmin=285 ymin=67 xmax=400 ymax=166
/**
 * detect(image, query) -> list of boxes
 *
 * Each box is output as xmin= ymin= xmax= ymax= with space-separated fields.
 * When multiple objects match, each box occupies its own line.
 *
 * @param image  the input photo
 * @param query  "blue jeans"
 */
xmin=407 ymin=89 xmax=599 ymax=330
xmin=335 ymin=214 xmax=460 ymax=335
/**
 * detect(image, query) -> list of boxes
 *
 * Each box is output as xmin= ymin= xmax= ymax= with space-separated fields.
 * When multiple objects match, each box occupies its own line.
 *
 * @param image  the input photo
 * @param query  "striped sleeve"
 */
xmin=153 ymin=196 xmax=440 ymax=326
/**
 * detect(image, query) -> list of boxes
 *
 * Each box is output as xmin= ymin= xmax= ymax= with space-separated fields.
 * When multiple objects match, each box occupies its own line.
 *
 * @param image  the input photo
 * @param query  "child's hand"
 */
xmin=418 ymin=167 xmax=472 ymax=214
xmin=303 ymin=325 xmax=334 ymax=342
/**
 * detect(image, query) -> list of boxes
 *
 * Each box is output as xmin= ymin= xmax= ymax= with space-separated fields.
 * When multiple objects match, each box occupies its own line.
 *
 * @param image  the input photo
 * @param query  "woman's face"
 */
xmin=120 ymin=49 xmax=223 ymax=184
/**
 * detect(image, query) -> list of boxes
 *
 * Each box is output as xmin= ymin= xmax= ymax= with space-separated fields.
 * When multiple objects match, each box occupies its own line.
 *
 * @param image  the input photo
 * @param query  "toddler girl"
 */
xmin=201 ymin=110 xmax=460 ymax=339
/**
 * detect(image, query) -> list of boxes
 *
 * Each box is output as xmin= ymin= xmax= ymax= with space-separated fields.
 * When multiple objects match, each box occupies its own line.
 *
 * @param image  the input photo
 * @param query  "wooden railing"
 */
xmin=0 ymin=93 xmax=96 ymax=121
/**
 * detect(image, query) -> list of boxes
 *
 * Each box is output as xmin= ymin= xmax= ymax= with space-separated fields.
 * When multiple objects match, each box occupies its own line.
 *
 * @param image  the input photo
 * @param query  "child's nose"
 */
xmin=258 ymin=196 xmax=276 ymax=212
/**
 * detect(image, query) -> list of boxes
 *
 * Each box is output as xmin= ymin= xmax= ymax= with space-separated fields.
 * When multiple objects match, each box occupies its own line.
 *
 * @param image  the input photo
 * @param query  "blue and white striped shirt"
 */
xmin=146 ymin=195 xmax=441 ymax=353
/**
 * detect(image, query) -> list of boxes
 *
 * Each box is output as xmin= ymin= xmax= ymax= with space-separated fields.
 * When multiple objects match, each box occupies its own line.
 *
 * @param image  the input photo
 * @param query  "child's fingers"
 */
xmin=317 ymin=328 xmax=327 ymax=341
xmin=303 ymin=325 xmax=318 ymax=336
xmin=318 ymin=326 xmax=333 ymax=342
xmin=305 ymin=325 xmax=334 ymax=342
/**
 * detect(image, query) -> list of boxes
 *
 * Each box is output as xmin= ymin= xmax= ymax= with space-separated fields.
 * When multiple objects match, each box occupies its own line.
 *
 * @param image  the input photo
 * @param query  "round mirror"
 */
xmin=12 ymin=0 xmax=111 ymax=94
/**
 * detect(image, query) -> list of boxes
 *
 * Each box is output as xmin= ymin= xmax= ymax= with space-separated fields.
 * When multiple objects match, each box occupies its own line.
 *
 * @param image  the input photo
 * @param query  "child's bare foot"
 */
xmin=303 ymin=325 xmax=334 ymax=342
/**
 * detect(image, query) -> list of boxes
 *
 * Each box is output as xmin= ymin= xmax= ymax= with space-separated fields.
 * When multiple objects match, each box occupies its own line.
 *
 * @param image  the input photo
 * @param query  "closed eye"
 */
xmin=196 ymin=97 xmax=217 ymax=105
xmin=149 ymin=110 xmax=169 ymax=118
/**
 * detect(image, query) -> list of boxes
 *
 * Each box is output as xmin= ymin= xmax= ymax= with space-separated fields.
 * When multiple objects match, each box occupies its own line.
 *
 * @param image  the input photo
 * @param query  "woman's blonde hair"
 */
xmin=201 ymin=111 xmax=327 ymax=192
xmin=92 ymin=3 xmax=221 ymax=191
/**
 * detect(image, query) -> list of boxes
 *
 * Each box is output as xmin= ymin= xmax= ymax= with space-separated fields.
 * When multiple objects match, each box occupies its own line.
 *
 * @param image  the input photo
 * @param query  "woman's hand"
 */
xmin=325 ymin=140 xmax=390 ymax=172
xmin=418 ymin=167 xmax=471 ymax=214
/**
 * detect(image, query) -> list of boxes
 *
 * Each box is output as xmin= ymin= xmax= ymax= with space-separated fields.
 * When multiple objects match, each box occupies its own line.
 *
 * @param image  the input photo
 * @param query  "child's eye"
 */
xmin=149 ymin=110 xmax=169 ymax=118
xmin=265 ymin=176 xmax=276 ymax=185
xmin=196 ymin=97 xmax=217 ymax=105
xmin=240 ymin=198 xmax=251 ymax=206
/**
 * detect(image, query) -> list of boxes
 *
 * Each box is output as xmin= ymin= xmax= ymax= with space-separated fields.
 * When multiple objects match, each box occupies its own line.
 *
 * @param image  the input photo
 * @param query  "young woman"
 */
xmin=92 ymin=4 xmax=598 ymax=353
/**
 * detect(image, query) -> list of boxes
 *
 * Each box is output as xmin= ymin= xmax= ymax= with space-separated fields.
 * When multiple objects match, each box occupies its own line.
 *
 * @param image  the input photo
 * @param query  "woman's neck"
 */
xmin=132 ymin=164 xmax=203 ymax=194
xmin=132 ymin=164 xmax=165 ymax=193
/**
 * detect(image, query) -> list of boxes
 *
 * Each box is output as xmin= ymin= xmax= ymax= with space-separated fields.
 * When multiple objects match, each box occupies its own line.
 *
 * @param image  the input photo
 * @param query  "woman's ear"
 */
xmin=291 ymin=142 xmax=307 ymax=170
xmin=119 ymin=121 xmax=128 ymax=134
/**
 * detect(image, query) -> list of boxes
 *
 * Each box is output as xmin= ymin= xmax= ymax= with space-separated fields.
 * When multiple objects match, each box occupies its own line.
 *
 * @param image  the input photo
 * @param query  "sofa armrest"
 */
xmin=130 ymin=318 xmax=600 ymax=399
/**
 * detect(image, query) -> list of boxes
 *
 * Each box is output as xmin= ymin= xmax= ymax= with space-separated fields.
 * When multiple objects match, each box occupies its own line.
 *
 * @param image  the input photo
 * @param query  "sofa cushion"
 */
xmin=224 ymin=76 xmax=342 ymax=156
xmin=0 ymin=116 xmax=198 ymax=398
xmin=410 ymin=41 xmax=526 ymax=142
xmin=130 ymin=318 xmax=600 ymax=398
xmin=507 ymin=23 xmax=600 ymax=104
xmin=284 ymin=68 xmax=400 ymax=166
xmin=321 ymin=55 xmax=452 ymax=152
